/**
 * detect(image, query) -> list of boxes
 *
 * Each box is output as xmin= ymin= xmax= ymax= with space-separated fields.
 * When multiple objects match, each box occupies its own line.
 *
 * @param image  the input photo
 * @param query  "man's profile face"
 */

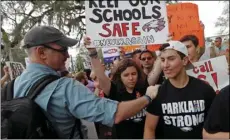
xmin=42 ymin=43 xmax=70 ymax=71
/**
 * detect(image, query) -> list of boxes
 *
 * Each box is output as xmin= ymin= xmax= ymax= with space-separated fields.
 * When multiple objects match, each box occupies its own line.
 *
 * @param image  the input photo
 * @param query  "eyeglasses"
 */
xmin=43 ymin=44 xmax=68 ymax=54
xmin=140 ymin=57 xmax=152 ymax=61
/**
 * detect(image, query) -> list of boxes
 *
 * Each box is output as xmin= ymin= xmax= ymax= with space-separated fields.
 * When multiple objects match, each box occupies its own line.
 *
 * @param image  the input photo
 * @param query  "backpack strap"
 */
xmin=1 ymin=79 xmax=15 ymax=101
xmin=26 ymin=75 xmax=83 ymax=139
xmin=26 ymin=75 xmax=60 ymax=100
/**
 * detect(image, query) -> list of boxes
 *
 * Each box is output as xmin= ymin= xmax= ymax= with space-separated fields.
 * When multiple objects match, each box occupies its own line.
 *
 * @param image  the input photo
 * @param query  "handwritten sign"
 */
xmin=147 ymin=44 xmax=161 ymax=51
xmin=5 ymin=61 xmax=25 ymax=80
xmin=85 ymin=1 xmax=169 ymax=47
xmin=167 ymin=3 xmax=205 ymax=47
xmin=186 ymin=56 xmax=229 ymax=93
xmin=120 ymin=45 xmax=140 ymax=53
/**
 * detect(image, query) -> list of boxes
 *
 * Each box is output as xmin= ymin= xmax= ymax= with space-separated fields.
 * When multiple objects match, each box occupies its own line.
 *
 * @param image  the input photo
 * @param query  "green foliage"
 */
xmin=75 ymin=54 xmax=84 ymax=72
xmin=215 ymin=1 xmax=229 ymax=34
xmin=1 ymin=0 xmax=85 ymax=64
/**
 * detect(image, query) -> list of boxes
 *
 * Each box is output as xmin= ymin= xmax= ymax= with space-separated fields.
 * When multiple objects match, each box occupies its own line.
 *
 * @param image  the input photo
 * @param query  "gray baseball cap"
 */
xmin=23 ymin=26 xmax=78 ymax=48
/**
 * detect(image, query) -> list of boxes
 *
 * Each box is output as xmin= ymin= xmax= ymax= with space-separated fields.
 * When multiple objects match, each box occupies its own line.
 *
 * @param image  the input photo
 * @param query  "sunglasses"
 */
xmin=43 ymin=44 xmax=68 ymax=54
xmin=140 ymin=57 xmax=152 ymax=61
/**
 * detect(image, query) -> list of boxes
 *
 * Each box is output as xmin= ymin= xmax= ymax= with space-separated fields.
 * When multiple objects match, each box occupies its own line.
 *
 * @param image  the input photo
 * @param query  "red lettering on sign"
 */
xmin=121 ymin=23 xmax=129 ymax=37
xmin=208 ymin=60 xmax=214 ymax=72
xmin=211 ymin=72 xmax=219 ymax=94
xmin=197 ymin=74 xmax=210 ymax=85
xmin=132 ymin=22 xmax=140 ymax=36
xmin=99 ymin=23 xmax=112 ymax=37
xmin=113 ymin=23 xmax=122 ymax=37
xmin=200 ymin=65 xmax=206 ymax=73
xmin=99 ymin=22 xmax=141 ymax=38
xmin=193 ymin=66 xmax=199 ymax=74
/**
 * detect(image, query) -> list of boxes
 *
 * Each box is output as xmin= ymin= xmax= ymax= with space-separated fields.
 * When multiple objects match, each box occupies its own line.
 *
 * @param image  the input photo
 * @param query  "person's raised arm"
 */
xmin=148 ymin=57 xmax=162 ymax=85
xmin=84 ymin=37 xmax=111 ymax=95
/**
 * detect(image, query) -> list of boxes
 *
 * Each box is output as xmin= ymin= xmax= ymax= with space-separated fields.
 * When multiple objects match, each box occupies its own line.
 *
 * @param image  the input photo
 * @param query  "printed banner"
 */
xmin=102 ymin=47 xmax=120 ymax=63
xmin=6 ymin=61 xmax=25 ymax=80
xmin=167 ymin=3 xmax=205 ymax=47
xmin=85 ymin=1 xmax=169 ymax=47
xmin=186 ymin=56 xmax=229 ymax=93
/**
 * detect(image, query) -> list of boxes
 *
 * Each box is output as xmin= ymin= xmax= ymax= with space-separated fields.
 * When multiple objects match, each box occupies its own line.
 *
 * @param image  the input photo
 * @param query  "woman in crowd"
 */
xmin=84 ymin=69 xmax=95 ymax=92
xmin=74 ymin=71 xmax=88 ymax=86
xmin=84 ymin=38 xmax=148 ymax=139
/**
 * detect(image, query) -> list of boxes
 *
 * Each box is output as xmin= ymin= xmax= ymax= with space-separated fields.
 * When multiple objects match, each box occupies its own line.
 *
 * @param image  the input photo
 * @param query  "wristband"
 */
xmin=144 ymin=95 xmax=152 ymax=104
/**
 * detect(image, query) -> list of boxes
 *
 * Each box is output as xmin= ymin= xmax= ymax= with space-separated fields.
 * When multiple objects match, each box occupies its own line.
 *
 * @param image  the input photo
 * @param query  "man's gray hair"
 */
xmin=24 ymin=47 xmax=37 ymax=56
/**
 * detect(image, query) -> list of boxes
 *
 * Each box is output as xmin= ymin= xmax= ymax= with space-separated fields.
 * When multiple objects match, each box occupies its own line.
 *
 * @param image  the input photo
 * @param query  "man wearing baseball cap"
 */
xmin=13 ymin=26 xmax=160 ymax=138
xmin=144 ymin=41 xmax=216 ymax=139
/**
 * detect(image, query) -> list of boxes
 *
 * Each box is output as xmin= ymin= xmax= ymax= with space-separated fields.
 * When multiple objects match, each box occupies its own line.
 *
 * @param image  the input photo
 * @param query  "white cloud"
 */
xmin=186 ymin=1 xmax=225 ymax=37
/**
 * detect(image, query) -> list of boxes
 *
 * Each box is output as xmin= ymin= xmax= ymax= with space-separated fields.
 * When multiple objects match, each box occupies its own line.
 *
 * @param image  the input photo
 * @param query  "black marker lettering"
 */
xmin=90 ymin=9 xmax=103 ymax=23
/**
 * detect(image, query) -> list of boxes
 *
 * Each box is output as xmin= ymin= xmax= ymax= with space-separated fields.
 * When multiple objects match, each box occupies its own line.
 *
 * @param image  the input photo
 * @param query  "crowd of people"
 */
xmin=1 ymin=25 xmax=229 ymax=139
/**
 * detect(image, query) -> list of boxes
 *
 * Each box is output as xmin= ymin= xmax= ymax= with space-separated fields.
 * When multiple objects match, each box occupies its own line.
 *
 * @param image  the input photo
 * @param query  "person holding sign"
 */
xmin=84 ymin=37 xmax=159 ymax=139
xmin=144 ymin=41 xmax=216 ymax=139
xmin=180 ymin=35 xmax=205 ymax=63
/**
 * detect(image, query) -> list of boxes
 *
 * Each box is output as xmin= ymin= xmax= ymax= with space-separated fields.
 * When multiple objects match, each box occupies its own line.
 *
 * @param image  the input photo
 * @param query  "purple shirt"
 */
xmin=87 ymin=80 xmax=95 ymax=92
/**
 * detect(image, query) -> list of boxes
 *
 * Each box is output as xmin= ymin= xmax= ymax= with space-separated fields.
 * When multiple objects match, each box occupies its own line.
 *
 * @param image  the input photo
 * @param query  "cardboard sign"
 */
xmin=6 ymin=61 xmax=25 ymax=80
xmin=120 ymin=45 xmax=140 ymax=53
xmin=85 ymin=1 xmax=169 ymax=47
xmin=167 ymin=3 xmax=205 ymax=47
xmin=186 ymin=56 xmax=229 ymax=93
xmin=147 ymin=44 xmax=161 ymax=51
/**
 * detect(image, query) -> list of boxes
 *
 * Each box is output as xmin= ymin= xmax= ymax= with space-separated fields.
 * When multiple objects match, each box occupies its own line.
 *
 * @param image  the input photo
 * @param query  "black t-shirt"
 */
xmin=107 ymin=82 xmax=147 ymax=139
xmin=147 ymin=76 xmax=216 ymax=139
xmin=204 ymin=85 xmax=229 ymax=133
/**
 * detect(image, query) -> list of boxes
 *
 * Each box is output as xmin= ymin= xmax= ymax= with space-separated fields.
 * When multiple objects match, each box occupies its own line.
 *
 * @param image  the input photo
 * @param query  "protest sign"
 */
xmin=85 ymin=1 xmax=169 ymax=47
xmin=167 ymin=3 xmax=205 ymax=47
xmin=120 ymin=45 xmax=140 ymax=53
xmin=6 ymin=61 xmax=25 ymax=80
xmin=186 ymin=56 xmax=229 ymax=93
xmin=102 ymin=47 xmax=120 ymax=63
xmin=147 ymin=44 xmax=161 ymax=51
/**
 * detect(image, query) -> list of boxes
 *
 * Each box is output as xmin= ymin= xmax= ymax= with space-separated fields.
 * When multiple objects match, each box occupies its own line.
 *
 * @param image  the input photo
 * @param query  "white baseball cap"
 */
xmin=163 ymin=41 xmax=188 ymax=56
xmin=160 ymin=41 xmax=194 ymax=70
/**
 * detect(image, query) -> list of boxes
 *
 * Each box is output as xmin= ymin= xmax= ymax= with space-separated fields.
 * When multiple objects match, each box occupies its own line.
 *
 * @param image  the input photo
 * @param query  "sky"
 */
xmin=188 ymin=1 xmax=226 ymax=37
xmin=68 ymin=1 xmax=227 ymax=56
